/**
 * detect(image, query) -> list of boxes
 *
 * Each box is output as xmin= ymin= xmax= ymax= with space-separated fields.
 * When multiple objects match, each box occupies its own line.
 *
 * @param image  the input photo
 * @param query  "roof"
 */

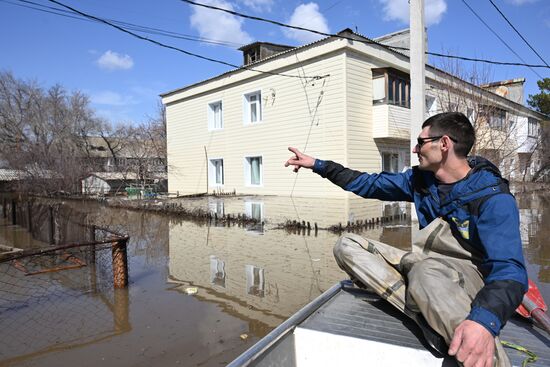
xmin=480 ymin=78 xmax=526 ymax=88
xmin=160 ymin=28 xmax=388 ymax=98
xmin=0 ymin=169 xmax=25 ymax=182
xmin=86 ymin=172 xmax=139 ymax=181
xmin=160 ymin=28 xmax=548 ymax=121
xmin=238 ymin=41 xmax=294 ymax=52
xmin=85 ymin=172 xmax=167 ymax=181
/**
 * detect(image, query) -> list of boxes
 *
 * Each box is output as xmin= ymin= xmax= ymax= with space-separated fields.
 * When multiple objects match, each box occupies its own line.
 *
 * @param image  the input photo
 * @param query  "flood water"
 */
xmin=0 ymin=191 xmax=548 ymax=367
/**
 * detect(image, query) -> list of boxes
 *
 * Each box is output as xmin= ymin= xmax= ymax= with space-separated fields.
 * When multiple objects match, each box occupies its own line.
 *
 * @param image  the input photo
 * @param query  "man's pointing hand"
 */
xmin=285 ymin=147 xmax=315 ymax=173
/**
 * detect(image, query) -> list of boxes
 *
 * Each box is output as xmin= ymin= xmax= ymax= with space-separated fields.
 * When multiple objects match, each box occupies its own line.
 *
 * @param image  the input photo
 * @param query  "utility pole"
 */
xmin=410 ymin=0 xmax=426 ymax=167
xmin=410 ymin=0 xmax=425 ymax=225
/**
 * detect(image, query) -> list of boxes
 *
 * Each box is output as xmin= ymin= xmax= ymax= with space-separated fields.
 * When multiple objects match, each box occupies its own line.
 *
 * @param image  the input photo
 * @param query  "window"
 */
xmin=208 ymin=199 xmax=225 ymax=217
xmin=480 ymin=106 xmax=506 ymax=130
xmin=466 ymin=108 xmax=474 ymax=121
xmin=208 ymin=101 xmax=223 ymax=130
xmin=245 ymin=201 xmax=264 ymax=221
xmin=245 ymin=156 xmax=262 ymax=186
xmin=528 ymin=118 xmax=539 ymax=137
xmin=372 ymin=69 xmax=410 ymax=108
xmin=209 ymin=159 xmax=224 ymax=186
xmin=388 ymin=75 xmax=409 ymax=107
xmin=373 ymin=77 xmax=385 ymax=102
xmin=244 ymin=91 xmax=262 ymax=124
xmin=210 ymin=256 xmax=226 ymax=288
xmin=382 ymin=152 xmax=399 ymax=173
xmin=426 ymin=96 xmax=437 ymax=116
xmin=490 ymin=110 xmax=506 ymax=130
xmin=245 ymin=265 xmax=265 ymax=297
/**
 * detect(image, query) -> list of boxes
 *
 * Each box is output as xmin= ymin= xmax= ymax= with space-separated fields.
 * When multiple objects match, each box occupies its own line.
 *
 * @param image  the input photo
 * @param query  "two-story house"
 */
xmin=161 ymin=28 xmax=547 ymax=198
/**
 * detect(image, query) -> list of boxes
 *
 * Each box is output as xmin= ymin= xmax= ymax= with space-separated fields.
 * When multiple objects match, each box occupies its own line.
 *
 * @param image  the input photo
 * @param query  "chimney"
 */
xmin=239 ymin=42 xmax=294 ymax=66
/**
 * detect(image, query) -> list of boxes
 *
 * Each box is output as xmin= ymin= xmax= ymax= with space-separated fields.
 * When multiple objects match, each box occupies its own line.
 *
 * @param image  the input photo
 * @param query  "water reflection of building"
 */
xmin=168 ymin=220 xmax=347 ymax=328
xmin=167 ymin=209 xmax=411 ymax=331
xmin=200 ymin=195 xmax=409 ymax=229
xmin=517 ymin=192 xmax=550 ymax=285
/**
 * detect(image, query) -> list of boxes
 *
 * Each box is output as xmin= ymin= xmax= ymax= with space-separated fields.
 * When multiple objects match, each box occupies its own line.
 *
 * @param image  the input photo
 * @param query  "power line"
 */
xmin=2 ymin=0 xmax=243 ymax=48
xmin=460 ymin=0 xmax=542 ymax=79
xmin=488 ymin=0 xmax=549 ymax=68
xmin=181 ymin=0 xmax=550 ymax=70
xmin=43 ymin=0 xmax=326 ymax=80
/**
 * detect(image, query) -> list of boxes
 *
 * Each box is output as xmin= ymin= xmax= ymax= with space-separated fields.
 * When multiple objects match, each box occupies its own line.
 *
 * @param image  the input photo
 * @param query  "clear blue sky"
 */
xmin=1 ymin=0 xmax=549 ymax=125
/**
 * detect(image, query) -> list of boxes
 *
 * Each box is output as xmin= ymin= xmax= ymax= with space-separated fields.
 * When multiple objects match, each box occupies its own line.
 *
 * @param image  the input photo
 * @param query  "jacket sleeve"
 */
xmin=312 ymin=159 xmax=415 ymax=202
xmin=467 ymin=194 xmax=528 ymax=336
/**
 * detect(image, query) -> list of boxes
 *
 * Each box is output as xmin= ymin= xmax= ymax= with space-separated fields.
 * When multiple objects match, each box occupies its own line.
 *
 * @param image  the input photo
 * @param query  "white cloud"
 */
xmin=97 ymin=51 xmax=134 ymax=71
xmin=190 ymin=0 xmax=253 ymax=45
xmin=91 ymin=91 xmax=137 ymax=106
xmin=379 ymin=0 xmax=447 ymax=26
xmin=239 ymin=0 xmax=274 ymax=12
xmin=283 ymin=3 xmax=330 ymax=44
xmin=505 ymin=0 xmax=539 ymax=5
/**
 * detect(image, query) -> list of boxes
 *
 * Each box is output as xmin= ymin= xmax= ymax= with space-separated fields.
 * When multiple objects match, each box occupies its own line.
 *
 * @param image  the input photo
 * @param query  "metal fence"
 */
xmin=0 ymin=198 xmax=131 ymax=364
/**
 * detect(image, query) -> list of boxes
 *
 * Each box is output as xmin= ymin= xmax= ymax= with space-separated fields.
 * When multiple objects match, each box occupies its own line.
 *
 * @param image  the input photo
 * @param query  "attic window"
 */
xmin=246 ymin=49 xmax=260 ymax=64
xmin=91 ymin=145 xmax=107 ymax=151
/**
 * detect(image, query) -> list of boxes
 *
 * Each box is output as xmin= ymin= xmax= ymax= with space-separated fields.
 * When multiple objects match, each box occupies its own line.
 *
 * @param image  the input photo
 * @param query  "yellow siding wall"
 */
xmin=166 ymin=51 xmax=348 ymax=197
xmin=345 ymin=51 xmax=379 ymax=174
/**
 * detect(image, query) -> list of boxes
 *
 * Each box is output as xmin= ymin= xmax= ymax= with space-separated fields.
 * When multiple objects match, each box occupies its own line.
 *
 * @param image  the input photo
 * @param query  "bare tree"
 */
xmin=0 ymin=71 xmax=103 ymax=194
xmin=432 ymin=56 xmax=543 ymax=181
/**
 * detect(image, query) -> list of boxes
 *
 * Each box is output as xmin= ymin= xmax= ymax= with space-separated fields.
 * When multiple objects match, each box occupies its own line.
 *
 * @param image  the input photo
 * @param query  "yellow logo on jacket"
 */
xmin=452 ymin=217 xmax=470 ymax=240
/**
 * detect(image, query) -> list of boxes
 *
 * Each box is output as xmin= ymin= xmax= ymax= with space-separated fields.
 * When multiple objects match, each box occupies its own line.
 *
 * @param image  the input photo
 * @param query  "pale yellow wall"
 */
xmin=166 ymin=51 xmax=348 ymax=197
xmin=168 ymin=220 xmax=347 ymax=325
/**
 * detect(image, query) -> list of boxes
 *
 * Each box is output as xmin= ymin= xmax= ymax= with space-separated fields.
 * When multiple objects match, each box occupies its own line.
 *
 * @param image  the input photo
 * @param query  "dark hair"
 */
xmin=422 ymin=112 xmax=475 ymax=158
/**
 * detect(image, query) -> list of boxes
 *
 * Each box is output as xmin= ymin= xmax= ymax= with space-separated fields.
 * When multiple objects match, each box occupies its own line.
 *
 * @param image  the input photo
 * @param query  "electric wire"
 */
xmin=2 ymin=0 xmax=242 ymax=48
xmin=487 ymin=0 xmax=549 ymax=68
xmin=44 ymin=0 xmax=326 ymax=81
xmin=181 ymin=0 xmax=550 ymax=69
xmin=460 ymin=0 xmax=543 ymax=79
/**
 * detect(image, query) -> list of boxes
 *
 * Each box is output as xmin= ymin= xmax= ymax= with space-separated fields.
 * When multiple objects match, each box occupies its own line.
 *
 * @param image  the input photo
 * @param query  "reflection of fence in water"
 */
xmin=0 ymin=200 xmax=130 ymax=364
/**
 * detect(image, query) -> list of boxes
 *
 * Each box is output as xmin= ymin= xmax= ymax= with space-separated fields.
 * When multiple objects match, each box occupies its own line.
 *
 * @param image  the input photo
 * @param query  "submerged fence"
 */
xmin=0 ymin=198 xmax=131 ymax=363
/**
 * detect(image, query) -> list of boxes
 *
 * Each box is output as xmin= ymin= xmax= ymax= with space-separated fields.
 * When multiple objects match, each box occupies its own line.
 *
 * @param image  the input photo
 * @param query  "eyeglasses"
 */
xmin=416 ymin=135 xmax=457 ymax=148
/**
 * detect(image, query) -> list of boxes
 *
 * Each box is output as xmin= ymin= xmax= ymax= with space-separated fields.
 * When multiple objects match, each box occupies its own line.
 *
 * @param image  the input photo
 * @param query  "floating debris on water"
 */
xmin=184 ymin=287 xmax=198 ymax=295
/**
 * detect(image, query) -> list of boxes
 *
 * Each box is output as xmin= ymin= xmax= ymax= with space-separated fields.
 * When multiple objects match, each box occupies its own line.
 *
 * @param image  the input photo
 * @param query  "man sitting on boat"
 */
xmin=285 ymin=112 xmax=528 ymax=367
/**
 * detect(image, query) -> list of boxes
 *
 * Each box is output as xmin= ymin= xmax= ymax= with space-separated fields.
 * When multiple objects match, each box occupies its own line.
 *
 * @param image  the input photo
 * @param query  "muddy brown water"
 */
xmin=0 ymin=192 xmax=548 ymax=367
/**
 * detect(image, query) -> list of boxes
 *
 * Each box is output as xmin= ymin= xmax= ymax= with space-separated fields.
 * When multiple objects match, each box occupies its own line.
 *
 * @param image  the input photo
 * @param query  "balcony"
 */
xmin=372 ymin=104 xmax=410 ymax=140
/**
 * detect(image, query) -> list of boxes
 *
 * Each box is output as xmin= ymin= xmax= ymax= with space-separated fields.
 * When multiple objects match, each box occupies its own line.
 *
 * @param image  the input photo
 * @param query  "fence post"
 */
xmin=113 ymin=288 xmax=130 ymax=332
xmin=112 ymin=239 xmax=128 ymax=288
xmin=11 ymin=200 xmax=16 ymax=224
xmin=27 ymin=201 xmax=32 ymax=233
xmin=89 ymin=225 xmax=97 ymax=292
xmin=48 ymin=206 xmax=55 ymax=245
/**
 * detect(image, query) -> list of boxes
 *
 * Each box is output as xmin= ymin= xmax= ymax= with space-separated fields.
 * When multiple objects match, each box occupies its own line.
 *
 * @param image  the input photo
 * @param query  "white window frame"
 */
xmin=380 ymin=149 xmax=404 ymax=173
xmin=243 ymin=91 xmax=262 ymax=125
xmin=244 ymin=156 xmax=263 ymax=187
xmin=208 ymin=158 xmax=224 ymax=187
xmin=528 ymin=118 xmax=539 ymax=137
xmin=425 ymin=96 xmax=438 ymax=117
xmin=207 ymin=100 xmax=223 ymax=130
xmin=245 ymin=201 xmax=264 ymax=222
xmin=208 ymin=199 xmax=225 ymax=216
xmin=373 ymin=76 xmax=385 ymax=103
xmin=245 ymin=264 xmax=265 ymax=297
xmin=210 ymin=255 xmax=226 ymax=288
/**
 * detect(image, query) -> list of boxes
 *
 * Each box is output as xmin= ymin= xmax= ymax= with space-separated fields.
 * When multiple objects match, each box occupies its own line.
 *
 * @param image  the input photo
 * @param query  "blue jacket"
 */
xmin=313 ymin=157 xmax=528 ymax=336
